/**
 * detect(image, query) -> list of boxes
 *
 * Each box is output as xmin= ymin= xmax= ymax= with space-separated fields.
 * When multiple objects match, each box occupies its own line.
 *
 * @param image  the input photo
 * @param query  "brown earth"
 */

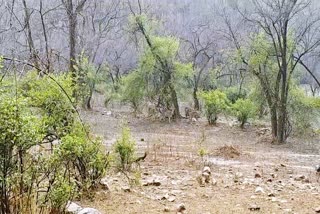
xmin=78 ymin=100 xmax=320 ymax=214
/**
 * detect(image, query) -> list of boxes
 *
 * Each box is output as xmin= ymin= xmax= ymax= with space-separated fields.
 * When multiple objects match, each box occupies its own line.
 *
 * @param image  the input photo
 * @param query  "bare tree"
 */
xmin=62 ymin=0 xmax=87 ymax=83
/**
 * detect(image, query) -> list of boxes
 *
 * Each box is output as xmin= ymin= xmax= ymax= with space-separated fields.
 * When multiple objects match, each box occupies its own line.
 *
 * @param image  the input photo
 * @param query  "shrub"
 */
xmin=120 ymin=70 xmax=146 ymax=112
xmin=225 ymin=87 xmax=247 ymax=104
xmin=231 ymin=98 xmax=257 ymax=128
xmin=113 ymin=126 xmax=136 ymax=171
xmin=57 ymin=123 xmax=109 ymax=193
xmin=288 ymin=87 xmax=320 ymax=135
xmin=199 ymin=90 xmax=229 ymax=125
xmin=0 ymin=71 xmax=109 ymax=213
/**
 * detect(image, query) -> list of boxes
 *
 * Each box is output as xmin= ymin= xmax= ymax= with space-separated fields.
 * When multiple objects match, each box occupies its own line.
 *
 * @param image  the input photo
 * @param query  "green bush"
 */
xmin=199 ymin=90 xmax=229 ymax=125
xmin=289 ymin=87 xmax=320 ymax=135
xmin=113 ymin=126 xmax=136 ymax=171
xmin=120 ymin=70 xmax=146 ymax=112
xmin=57 ymin=123 xmax=109 ymax=193
xmin=231 ymin=98 xmax=257 ymax=128
xmin=225 ymin=87 xmax=247 ymax=104
xmin=0 ymin=71 xmax=109 ymax=213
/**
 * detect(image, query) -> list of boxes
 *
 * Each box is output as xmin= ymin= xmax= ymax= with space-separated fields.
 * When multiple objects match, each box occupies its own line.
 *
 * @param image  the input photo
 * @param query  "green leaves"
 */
xmin=231 ymin=98 xmax=257 ymax=128
xmin=113 ymin=126 xmax=136 ymax=171
xmin=199 ymin=90 xmax=229 ymax=125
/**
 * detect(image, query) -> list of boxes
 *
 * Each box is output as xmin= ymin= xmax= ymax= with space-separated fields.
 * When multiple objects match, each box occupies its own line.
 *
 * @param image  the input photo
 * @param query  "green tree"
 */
xmin=128 ymin=14 xmax=192 ymax=118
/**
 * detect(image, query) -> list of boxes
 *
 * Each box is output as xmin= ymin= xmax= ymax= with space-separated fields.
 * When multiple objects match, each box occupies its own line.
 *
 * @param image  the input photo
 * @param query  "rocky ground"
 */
xmin=73 ymin=100 xmax=320 ymax=214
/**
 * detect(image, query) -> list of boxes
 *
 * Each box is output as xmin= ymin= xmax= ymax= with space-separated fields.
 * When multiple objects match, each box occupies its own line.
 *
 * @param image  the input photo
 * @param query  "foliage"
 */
xmin=231 ymin=98 xmax=257 ymax=128
xmin=225 ymin=86 xmax=247 ymax=104
xmin=288 ymin=87 xmax=320 ymax=135
xmin=126 ymin=14 xmax=193 ymax=115
xmin=74 ymin=53 xmax=107 ymax=109
xmin=0 ymin=71 xmax=109 ymax=213
xmin=113 ymin=126 xmax=137 ymax=171
xmin=120 ymin=70 xmax=146 ymax=112
xmin=199 ymin=90 xmax=229 ymax=125
xmin=57 ymin=123 xmax=109 ymax=193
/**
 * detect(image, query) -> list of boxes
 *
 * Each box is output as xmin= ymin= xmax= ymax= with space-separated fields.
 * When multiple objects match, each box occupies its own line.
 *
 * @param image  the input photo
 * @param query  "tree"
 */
xmin=226 ymin=0 xmax=320 ymax=143
xmin=62 ymin=0 xmax=87 ymax=84
xmin=129 ymin=14 xmax=192 ymax=118
xmin=182 ymin=24 xmax=217 ymax=110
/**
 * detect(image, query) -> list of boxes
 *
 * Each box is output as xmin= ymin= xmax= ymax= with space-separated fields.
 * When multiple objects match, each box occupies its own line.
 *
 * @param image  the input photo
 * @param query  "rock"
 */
xmin=271 ymin=197 xmax=278 ymax=202
xmin=164 ymin=206 xmax=170 ymax=212
xmin=142 ymin=179 xmax=161 ymax=186
xmin=294 ymin=175 xmax=305 ymax=181
xmin=287 ymin=169 xmax=293 ymax=174
xmin=203 ymin=166 xmax=211 ymax=174
xmin=78 ymin=208 xmax=102 ymax=214
xmin=168 ymin=196 xmax=176 ymax=202
xmin=140 ymin=138 xmax=144 ymax=141
xmin=255 ymin=187 xmax=265 ymax=194
xmin=177 ymin=203 xmax=186 ymax=212
xmin=202 ymin=172 xmax=211 ymax=183
xmin=248 ymin=204 xmax=260 ymax=211
xmin=315 ymin=206 xmax=320 ymax=213
xmin=66 ymin=201 xmax=82 ymax=213
xmin=268 ymin=193 xmax=275 ymax=197
xmin=99 ymin=179 xmax=110 ymax=190
xmin=267 ymin=178 xmax=273 ymax=182
xmin=122 ymin=186 xmax=131 ymax=192
xmin=280 ymin=163 xmax=286 ymax=167
xmin=255 ymin=173 xmax=262 ymax=178
xmin=212 ymin=178 xmax=217 ymax=186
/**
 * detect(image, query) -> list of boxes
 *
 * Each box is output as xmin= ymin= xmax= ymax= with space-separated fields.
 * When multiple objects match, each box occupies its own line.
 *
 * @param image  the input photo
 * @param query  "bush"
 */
xmin=113 ymin=126 xmax=137 ymax=171
xmin=288 ymin=87 xmax=320 ymax=135
xmin=120 ymin=70 xmax=146 ymax=112
xmin=231 ymin=98 xmax=257 ymax=128
xmin=225 ymin=87 xmax=247 ymax=104
xmin=57 ymin=123 xmax=109 ymax=193
xmin=0 ymin=71 xmax=109 ymax=213
xmin=199 ymin=90 xmax=229 ymax=125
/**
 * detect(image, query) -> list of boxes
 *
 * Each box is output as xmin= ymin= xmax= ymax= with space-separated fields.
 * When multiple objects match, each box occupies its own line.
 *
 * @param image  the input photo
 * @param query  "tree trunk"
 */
xmin=193 ymin=87 xmax=200 ymax=111
xmin=68 ymin=11 xmax=77 ymax=83
xmin=169 ymin=84 xmax=180 ymax=119
xmin=22 ymin=0 xmax=40 ymax=70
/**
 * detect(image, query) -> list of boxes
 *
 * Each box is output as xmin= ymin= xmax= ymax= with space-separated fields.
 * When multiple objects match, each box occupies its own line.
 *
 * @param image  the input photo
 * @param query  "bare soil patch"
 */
xmin=77 ymin=99 xmax=320 ymax=214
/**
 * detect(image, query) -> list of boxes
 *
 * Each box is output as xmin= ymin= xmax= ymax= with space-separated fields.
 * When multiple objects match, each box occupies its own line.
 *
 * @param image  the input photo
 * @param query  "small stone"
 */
xmin=202 ymin=172 xmax=211 ymax=183
xmin=280 ymin=163 xmax=286 ymax=167
xmin=248 ymin=204 xmax=260 ymax=211
xmin=168 ymin=196 xmax=176 ymax=202
xmin=212 ymin=178 xmax=217 ymax=186
xmin=271 ymin=197 xmax=278 ymax=202
xmin=99 ymin=179 xmax=110 ymax=190
xmin=164 ymin=207 xmax=170 ymax=212
xmin=122 ymin=186 xmax=131 ymax=192
xmin=255 ymin=173 xmax=262 ymax=178
xmin=66 ymin=201 xmax=82 ymax=213
xmin=141 ymin=138 xmax=145 ymax=141
xmin=177 ymin=203 xmax=186 ymax=212
xmin=294 ymin=175 xmax=305 ymax=181
xmin=203 ymin=166 xmax=211 ymax=174
xmin=78 ymin=208 xmax=102 ymax=214
xmin=267 ymin=178 xmax=273 ymax=182
xmin=315 ymin=206 xmax=320 ymax=213
xmin=268 ymin=193 xmax=275 ymax=197
xmin=287 ymin=170 xmax=293 ymax=174
xmin=255 ymin=187 xmax=265 ymax=194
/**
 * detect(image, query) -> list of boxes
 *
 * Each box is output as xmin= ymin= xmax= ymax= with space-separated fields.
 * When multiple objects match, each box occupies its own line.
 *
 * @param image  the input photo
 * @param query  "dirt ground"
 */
xmin=78 ymin=98 xmax=320 ymax=214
